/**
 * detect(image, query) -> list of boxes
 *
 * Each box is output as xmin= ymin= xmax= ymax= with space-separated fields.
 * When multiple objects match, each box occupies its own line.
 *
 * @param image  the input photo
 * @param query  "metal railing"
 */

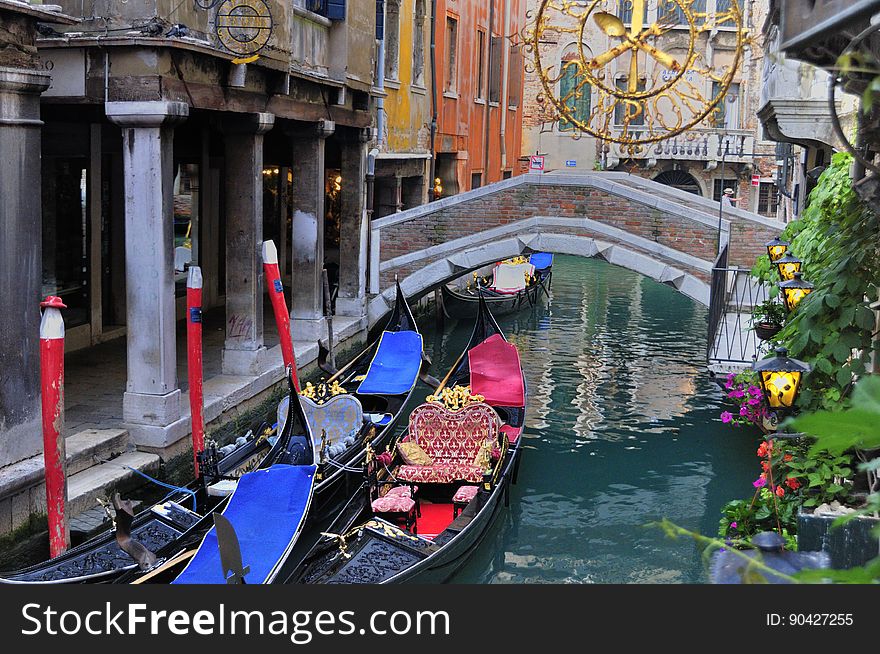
xmin=707 ymin=252 xmax=773 ymax=365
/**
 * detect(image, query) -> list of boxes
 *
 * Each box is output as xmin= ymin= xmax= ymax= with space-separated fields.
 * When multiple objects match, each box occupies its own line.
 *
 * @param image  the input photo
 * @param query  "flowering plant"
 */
xmin=719 ymin=370 xmax=769 ymax=428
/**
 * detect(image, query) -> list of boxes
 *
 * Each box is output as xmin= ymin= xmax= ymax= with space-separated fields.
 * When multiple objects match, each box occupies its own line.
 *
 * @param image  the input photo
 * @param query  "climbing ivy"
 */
xmin=751 ymin=152 xmax=880 ymax=411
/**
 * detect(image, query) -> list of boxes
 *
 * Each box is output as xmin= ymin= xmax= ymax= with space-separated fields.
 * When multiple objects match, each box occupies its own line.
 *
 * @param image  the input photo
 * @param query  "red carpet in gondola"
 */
xmin=415 ymin=503 xmax=454 ymax=539
xmin=469 ymin=333 xmax=525 ymax=407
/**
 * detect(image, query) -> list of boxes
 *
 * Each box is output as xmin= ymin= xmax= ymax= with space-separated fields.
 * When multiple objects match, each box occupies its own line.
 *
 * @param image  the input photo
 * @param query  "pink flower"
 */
xmin=747 ymin=386 xmax=762 ymax=396
xmin=753 ymin=477 xmax=767 ymax=488
xmin=747 ymin=397 xmax=761 ymax=406
xmin=739 ymin=406 xmax=750 ymax=416
xmin=720 ymin=411 xmax=733 ymax=423
xmin=730 ymin=522 xmax=737 ymax=529
xmin=729 ymin=389 xmax=745 ymax=399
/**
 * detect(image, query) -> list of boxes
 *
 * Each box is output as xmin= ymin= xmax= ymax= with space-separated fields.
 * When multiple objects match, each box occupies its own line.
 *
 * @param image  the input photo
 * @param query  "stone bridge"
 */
xmin=367 ymin=171 xmax=785 ymax=326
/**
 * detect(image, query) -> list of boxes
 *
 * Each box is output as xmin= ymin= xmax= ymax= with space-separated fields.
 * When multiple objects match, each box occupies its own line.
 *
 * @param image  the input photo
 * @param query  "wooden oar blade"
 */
xmin=213 ymin=513 xmax=250 ymax=584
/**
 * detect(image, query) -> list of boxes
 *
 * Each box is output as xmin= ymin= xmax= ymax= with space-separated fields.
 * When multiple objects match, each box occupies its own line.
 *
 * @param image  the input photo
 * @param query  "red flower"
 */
xmin=760 ymin=472 xmax=767 ymax=481
xmin=761 ymin=461 xmax=770 ymax=472
xmin=757 ymin=443 xmax=768 ymax=458
xmin=785 ymin=477 xmax=800 ymax=490
xmin=776 ymin=485 xmax=785 ymax=497
xmin=784 ymin=453 xmax=793 ymax=462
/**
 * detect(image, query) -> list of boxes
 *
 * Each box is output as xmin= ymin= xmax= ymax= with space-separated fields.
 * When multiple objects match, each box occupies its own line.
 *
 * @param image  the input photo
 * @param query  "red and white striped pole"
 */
xmin=39 ymin=295 xmax=69 ymax=557
xmin=262 ymin=240 xmax=300 ymax=392
xmin=186 ymin=266 xmax=205 ymax=477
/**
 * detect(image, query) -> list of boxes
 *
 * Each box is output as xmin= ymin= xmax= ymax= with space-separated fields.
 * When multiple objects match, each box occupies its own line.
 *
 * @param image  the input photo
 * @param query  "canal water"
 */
xmin=419 ymin=255 xmax=757 ymax=583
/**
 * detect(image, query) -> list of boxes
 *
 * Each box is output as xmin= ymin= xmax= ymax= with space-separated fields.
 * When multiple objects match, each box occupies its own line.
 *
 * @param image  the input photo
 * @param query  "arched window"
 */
xmin=559 ymin=48 xmax=591 ymax=132
xmin=653 ymin=170 xmax=703 ymax=196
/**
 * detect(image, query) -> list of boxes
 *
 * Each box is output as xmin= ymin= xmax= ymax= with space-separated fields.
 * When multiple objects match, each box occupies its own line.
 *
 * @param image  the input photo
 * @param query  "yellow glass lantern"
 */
xmin=779 ymin=272 xmax=814 ymax=312
xmin=765 ymin=237 xmax=789 ymax=263
xmin=752 ymin=347 xmax=811 ymax=411
xmin=774 ymin=253 xmax=803 ymax=281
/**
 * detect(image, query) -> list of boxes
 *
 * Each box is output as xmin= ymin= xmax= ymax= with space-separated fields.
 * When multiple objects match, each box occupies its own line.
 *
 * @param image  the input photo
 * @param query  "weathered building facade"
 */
xmin=432 ymin=0 xmax=527 ymax=196
xmin=1 ymin=0 xmax=384 ymax=536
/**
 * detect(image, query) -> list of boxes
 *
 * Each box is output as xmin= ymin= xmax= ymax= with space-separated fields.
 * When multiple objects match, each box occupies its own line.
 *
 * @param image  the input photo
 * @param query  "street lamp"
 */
xmin=779 ymin=272 xmax=814 ymax=312
xmin=365 ymin=148 xmax=378 ymax=294
xmin=774 ymin=253 xmax=803 ymax=281
xmin=752 ymin=346 xmax=811 ymax=413
xmin=765 ymin=236 xmax=790 ymax=263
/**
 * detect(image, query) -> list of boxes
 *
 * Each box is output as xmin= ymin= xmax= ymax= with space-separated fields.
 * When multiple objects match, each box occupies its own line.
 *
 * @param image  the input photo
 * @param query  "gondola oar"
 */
xmin=322 ymin=267 xmax=336 ymax=371
xmin=214 ymin=513 xmax=250 ymax=584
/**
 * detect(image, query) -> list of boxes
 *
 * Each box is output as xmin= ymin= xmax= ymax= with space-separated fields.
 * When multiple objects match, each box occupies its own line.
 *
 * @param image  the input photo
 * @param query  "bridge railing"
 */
xmin=707 ymin=253 xmax=773 ymax=369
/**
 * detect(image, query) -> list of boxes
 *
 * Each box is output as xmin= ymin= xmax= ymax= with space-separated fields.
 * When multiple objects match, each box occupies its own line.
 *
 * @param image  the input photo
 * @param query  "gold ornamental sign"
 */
xmin=524 ymin=0 xmax=748 ymax=148
xmin=215 ymin=0 xmax=274 ymax=58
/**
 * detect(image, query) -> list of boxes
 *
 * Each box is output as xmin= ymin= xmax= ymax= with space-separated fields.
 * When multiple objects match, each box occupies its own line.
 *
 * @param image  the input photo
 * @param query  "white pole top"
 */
xmin=187 ymin=265 xmax=203 ymax=289
xmin=262 ymin=240 xmax=278 ymax=265
xmin=40 ymin=306 xmax=65 ymax=340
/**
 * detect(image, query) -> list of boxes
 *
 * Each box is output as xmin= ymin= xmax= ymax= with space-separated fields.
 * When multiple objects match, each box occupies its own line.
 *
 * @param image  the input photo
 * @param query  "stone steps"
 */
xmin=67 ymin=451 xmax=161 ymax=518
xmin=64 ymin=428 xmax=132 ymax=476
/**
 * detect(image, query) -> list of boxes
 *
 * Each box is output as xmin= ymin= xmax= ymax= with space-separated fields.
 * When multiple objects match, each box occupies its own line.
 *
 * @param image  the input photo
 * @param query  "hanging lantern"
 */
xmin=433 ymin=177 xmax=443 ymax=199
xmin=779 ymin=272 xmax=814 ymax=312
xmin=765 ymin=236 xmax=789 ymax=263
xmin=752 ymin=347 xmax=811 ymax=411
xmin=774 ymin=253 xmax=803 ymax=281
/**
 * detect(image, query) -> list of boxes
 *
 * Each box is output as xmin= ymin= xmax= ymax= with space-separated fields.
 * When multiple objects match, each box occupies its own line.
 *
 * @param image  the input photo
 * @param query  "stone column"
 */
xmin=289 ymin=120 xmax=334 ymax=343
xmin=335 ymin=129 xmax=369 ymax=317
xmin=0 ymin=67 xmax=50 ymax=469
xmin=221 ymin=112 xmax=274 ymax=375
xmin=106 ymin=101 xmax=189 ymax=448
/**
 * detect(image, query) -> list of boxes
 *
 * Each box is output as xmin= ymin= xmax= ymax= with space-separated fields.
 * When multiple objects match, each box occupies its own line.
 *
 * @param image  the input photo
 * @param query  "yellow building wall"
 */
xmin=384 ymin=0 xmax=432 ymax=154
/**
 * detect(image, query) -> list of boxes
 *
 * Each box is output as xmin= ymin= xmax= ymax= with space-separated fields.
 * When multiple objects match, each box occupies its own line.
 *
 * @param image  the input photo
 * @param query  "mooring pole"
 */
xmin=322 ymin=267 xmax=336 ymax=370
xmin=186 ymin=266 xmax=205 ymax=477
xmin=39 ymin=295 xmax=69 ymax=557
xmin=262 ymin=240 xmax=300 ymax=392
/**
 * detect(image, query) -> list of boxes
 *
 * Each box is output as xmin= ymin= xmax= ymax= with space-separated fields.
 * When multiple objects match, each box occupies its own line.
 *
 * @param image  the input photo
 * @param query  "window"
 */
xmin=412 ymin=0 xmax=426 ymax=86
xmin=476 ymin=29 xmax=486 ymax=100
xmin=614 ymin=76 xmax=645 ymax=126
xmin=710 ymin=81 xmax=740 ymax=129
xmin=559 ymin=56 xmax=591 ymax=131
xmin=659 ymin=0 xmax=705 ymax=24
xmin=489 ymin=35 xmax=502 ymax=103
xmin=619 ymin=0 xmax=648 ymax=24
xmin=306 ymin=0 xmax=346 ymax=20
xmin=384 ymin=0 xmax=401 ymax=81
xmin=758 ymin=182 xmax=778 ymax=216
xmin=503 ymin=170 xmax=512 ymax=180
xmin=471 ymin=172 xmax=482 ymax=189
xmin=715 ymin=0 xmax=733 ymax=13
xmin=713 ymin=178 xmax=738 ymax=203
xmin=444 ymin=16 xmax=458 ymax=93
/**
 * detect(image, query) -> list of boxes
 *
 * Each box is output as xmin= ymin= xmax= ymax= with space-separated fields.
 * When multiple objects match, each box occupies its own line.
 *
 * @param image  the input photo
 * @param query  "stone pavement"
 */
xmin=63 ymin=301 xmax=282 ymax=437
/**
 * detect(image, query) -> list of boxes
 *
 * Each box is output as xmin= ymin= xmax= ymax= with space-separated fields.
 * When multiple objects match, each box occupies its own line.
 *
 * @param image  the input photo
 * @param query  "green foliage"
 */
xmin=789 ymin=376 xmax=880 ymax=454
xmin=770 ymin=152 xmax=880 ymax=411
xmin=785 ymin=450 xmax=853 ymax=507
xmin=750 ymin=299 xmax=787 ymax=327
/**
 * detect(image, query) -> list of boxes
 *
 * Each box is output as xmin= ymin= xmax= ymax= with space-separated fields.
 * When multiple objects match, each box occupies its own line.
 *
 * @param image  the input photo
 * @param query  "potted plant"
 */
xmin=751 ymin=299 xmax=786 ymax=340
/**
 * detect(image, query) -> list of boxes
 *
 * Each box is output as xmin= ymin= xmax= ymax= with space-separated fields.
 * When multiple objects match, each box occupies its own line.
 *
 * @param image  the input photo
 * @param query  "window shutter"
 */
xmin=327 ymin=0 xmax=346 ymax=20
xmin=376 ymin=0 xmax=385 ymax=38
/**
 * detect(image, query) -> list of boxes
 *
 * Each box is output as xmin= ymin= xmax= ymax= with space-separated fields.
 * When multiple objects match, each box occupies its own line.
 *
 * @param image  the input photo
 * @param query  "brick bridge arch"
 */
xmin=366 ymin=172 xmax=784 ymax=327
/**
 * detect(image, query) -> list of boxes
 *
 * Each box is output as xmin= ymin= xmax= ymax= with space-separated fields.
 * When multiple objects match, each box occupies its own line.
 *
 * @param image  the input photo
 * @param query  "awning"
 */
xmin=469 ymin=333 xmax=525 ymax=407
xmin=357 ymin=330 xmax=423 ymax=395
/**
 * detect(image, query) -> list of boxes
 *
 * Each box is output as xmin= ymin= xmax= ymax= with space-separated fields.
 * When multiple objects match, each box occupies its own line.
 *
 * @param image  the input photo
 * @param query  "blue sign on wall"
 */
xmin=565 ymin=160 xmax=577 ymax=167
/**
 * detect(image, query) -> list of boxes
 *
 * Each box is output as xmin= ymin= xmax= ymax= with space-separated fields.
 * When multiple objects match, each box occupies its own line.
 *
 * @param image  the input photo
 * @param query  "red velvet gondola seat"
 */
xmin=396 ymin=402 xmax=499 ymax=485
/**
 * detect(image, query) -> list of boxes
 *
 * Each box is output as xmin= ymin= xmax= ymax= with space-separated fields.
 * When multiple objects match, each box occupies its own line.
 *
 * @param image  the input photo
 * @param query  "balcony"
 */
xmin=290 ymin=4 xmax=332 ymax=81
xmin=605 ymin=129 xmax=757 ymax=168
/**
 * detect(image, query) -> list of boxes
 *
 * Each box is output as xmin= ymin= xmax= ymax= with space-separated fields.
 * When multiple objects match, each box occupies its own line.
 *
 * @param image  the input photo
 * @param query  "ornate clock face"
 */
xmin=525 ymin=0 xmax=747 ymax=148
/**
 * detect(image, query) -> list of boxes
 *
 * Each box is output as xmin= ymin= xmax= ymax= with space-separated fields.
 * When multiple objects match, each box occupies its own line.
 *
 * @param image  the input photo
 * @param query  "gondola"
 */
xmin=274 ymin=279 xmax=429 ymax=515
xmin=115 ymin=280 xmax=428 ymax=584
xmin=0 ymin=423 xmax=279 ymax=584
xmin=441 ymin=252 xmax=553 ymax=319
xmin=287 ymin=292 xmax=526 ymax=584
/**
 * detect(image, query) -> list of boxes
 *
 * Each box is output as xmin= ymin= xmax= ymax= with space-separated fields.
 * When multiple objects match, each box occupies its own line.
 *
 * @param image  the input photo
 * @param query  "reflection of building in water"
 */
xmin=510 ymin=316 xmax=554 ymax=431
xmin=571 ymin=282 xmax=610 ymax=439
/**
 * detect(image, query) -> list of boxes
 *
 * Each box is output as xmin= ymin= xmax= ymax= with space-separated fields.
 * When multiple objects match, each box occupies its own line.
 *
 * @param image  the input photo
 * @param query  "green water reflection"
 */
xmin=418 ymin=255 xmax=758 ymax=584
